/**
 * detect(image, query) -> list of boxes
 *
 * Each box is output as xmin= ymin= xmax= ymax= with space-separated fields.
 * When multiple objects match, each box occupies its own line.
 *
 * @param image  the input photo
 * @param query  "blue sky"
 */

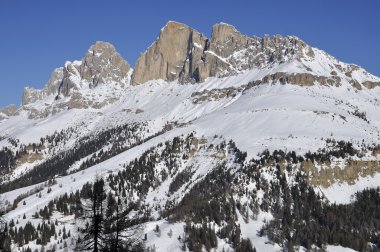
xmin=0 ymin=0 xmax=379 ymax=107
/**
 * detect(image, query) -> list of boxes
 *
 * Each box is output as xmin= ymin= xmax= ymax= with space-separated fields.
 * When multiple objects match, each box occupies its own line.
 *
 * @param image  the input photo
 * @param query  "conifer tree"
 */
xmin=76 ymin=177 xmax=106 ymax=251
xmin=103 ymin=187 xmax=143 ymax=251
xmin=0 ymin=199 xmax=11 ymax=251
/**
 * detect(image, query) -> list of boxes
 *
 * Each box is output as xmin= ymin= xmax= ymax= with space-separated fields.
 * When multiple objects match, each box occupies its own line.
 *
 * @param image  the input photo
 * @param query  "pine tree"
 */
xmin=0 ymin=203 xmax=11 ymax=251
xmin=103 ymin=187 xmax=143 ymax=251
xmin=76 ymin=177 xmax=106 ymax=252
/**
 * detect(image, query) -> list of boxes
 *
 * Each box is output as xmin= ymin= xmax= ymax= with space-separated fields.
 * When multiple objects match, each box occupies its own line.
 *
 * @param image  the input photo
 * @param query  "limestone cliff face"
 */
xmin=131 ymin=21 xmax=208 ymax=85
xmin=131 ymin=22 xmax=314 ymax=85
xmin=208 ymin=23 xmax=251 ymax=58
xmin=22 ymin=88 xmax=44 ymax=106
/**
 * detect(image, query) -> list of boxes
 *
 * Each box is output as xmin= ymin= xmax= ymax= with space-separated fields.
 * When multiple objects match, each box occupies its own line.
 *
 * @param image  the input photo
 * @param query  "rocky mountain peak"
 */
xmin=131 ymin=21 xmax=316 ymax=85
xmin=79 ymin=41 xmax=130 ymax=89
xmin=22 ymin=41 xmax=130 ymax=107
xmin=19 ymin=41 xmax=131 ymax=118
xmin=209 ymin=22 xmax=251 ymax=58
xmin=58 ymin=61 xmax=82 ymax=97
xmin=15 ymin=21 xmax=380 ymax=120
xmin=131 ymin=21 xmax=207 ymax=85
xmin=59 ymin=41 xmax=130 ymax=97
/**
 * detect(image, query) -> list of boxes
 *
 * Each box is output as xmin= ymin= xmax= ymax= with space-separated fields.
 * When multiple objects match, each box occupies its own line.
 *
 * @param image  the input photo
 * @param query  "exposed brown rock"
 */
xmin=350 ymin=80 xmax=362 ymax=90
xmin=59 ymin=41 xmax=130 ymax=97
xmin=247 ymin=72 xmax=341 ymax=88
xmin=80 ymin=41 xmax=130 ymax=88
xmin=191 ymin=86 xmax=246 ymax=104
xmin=22 ymin=41 xmax=130 ymax=110
xmin=301 ymin=159 xmax=380 ymax=187
xmin=132 ymin=21 xmax=313 ymax=85
xmin=362 ymin=81 xmax=380 ymax=89
xmin=131 ymin=21 xmax=207 ymax=85
xmin=208 ymin=23 xmax=251 ymax=58
xmin=45 ymin=67 xmax=64 ymax=95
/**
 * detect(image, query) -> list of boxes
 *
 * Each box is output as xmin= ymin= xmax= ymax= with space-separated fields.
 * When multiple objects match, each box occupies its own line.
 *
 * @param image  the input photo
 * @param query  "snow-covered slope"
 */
xmin=1 ymin=22 xmax=380 ymax=252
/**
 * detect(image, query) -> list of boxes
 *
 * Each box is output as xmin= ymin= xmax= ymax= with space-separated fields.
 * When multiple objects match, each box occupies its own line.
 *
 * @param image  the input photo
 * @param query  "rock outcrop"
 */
xmin=131 ymin=21 xmax=313 ymax=85
xmin=22 ymin=67 xmax=64 ymax=105
xmin=208 ymin=23 xmax=251 ymax=58
xmin=80 ymin=41 xmax=130 ymax=88
xmin=0 ymin=104 xmax=17 ymax=116
xmin=191 ymin=86 xmax=246 ymax=104
xmin=131 ymin=21 xmax=208 ymax=85
xmin=58 ymin=41 xmax=130 ymax=97
xmin=22 ymin=41 xmax=130 ymax=108
xmin=362 ymin=81 xmax=380 ymax=89
xmin=247 ymin=72 xmax=342 ymax=87
xmin=19 ymin=41 xmax=131 ymax=118
xmin=0 ymin=104 xmax=17 ymax=120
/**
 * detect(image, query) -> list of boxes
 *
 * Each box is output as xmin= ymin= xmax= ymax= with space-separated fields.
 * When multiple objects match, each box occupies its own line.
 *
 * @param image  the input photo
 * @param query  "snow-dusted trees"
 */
xmin=0 ymin=123 xmax=150 ymax=194
xmin=104 ymin=188 xmax=143 ymax=251
xmin=76 ymin=176 xmax=144 ymax=252
xmin=0 ymin=147 xmax=16 ymax=175
xmin=77 ymin=177 xmax=107 ymax=252
xmin=0 ymin=198 xmax=11 ymax=251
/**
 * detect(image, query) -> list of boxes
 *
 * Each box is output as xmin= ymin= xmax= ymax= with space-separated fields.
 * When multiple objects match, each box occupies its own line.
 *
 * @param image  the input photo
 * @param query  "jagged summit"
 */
xmin=7 ymin=21 xmax=380 ymax=120
xmin=22 ymin=41 xmax=130 ymax=106
xmin=80 ymin=41 xmax=130 ymax=89
xmin=58 ymin=41 xmax=130 ymax=97
xmin=130 ymin=21 xmax=380 ymax=91
xmin=131 ymin=21 xmax=320 ymax=85
xmin=161 ymin=20 xmax=189 ymax=30
xmin=209 ymin=22 xmax=249 ymax=58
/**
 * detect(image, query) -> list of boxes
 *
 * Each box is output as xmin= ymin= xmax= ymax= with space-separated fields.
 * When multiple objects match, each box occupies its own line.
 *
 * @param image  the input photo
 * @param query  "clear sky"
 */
xmin=0 ymin=0 xmax=379 ymax=108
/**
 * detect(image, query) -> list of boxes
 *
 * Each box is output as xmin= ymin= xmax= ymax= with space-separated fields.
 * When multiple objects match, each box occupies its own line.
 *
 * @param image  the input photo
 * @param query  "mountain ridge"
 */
xmin=5 ymin=20 xmax=379 ymax=117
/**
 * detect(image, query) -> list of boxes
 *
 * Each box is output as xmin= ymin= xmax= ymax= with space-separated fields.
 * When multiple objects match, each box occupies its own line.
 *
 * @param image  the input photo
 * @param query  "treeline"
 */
xmin=7 ymin=221 xmax=70 ymax=247
xmin=243 ymin=148 xmax=380 ymax=251
xmin=0 ymin=146 xmax=28 ymax=178
xmin=261 ymin=183 xmax=380 ymax=251
xmin=0 ymin=127 xmax=75 ymax=178
xmin=108 ymin=134 xmax=199 ymax=200
xmin=160 ymin=137 xmax=380 ymax=251
xmin=160 ymin=139 xmax=256 ymax=250
xmin=0 ymin=122 xmax=152 ymax=193
xmin=3 ymin=132 xmax=380 ymax=251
